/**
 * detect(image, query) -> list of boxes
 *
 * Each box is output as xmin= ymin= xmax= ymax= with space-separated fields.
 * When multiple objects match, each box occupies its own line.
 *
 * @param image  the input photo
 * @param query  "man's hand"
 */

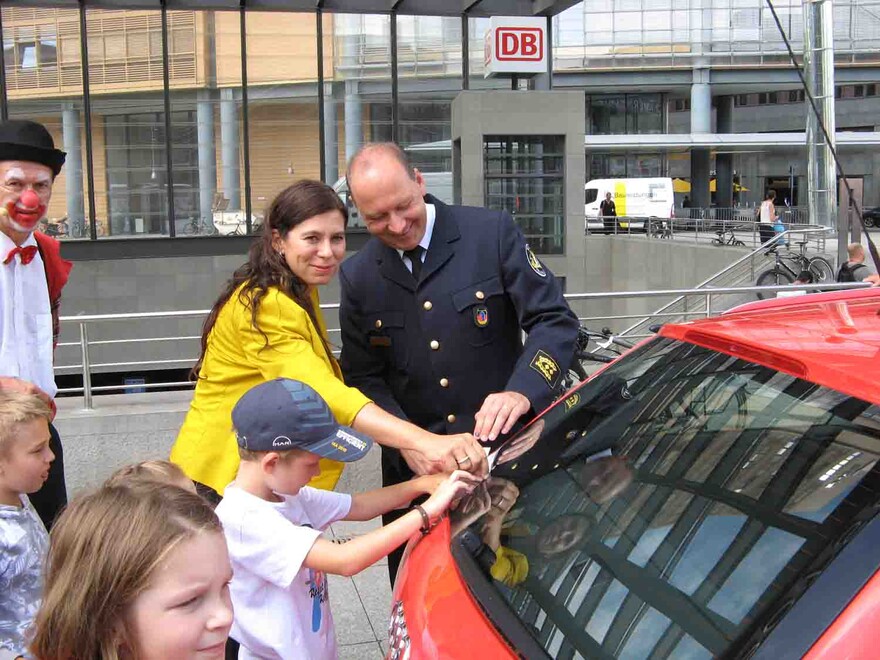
xmin=402 ymin=432 xmax=488 ymax=477
xmin=864 ymin=273 xmax=880 ymax=287
xmin=473 ymin=391 xmax=530 ymax=442
xmin=0 ymin=376 xmax=56 ymax=420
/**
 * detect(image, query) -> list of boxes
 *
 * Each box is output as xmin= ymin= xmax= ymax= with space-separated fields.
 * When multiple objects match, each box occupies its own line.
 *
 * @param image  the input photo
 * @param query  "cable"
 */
xmin=764 ymin=0 xmax=880 ymax=271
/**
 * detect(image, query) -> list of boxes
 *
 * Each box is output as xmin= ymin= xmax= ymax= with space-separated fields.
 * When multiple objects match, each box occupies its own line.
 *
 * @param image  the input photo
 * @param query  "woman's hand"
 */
xmin=402 ymin=431 xmax=488 ymax=477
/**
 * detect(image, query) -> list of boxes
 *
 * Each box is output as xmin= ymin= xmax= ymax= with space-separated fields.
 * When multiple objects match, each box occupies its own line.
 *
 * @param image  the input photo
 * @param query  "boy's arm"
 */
xmin=305 ymin=471 xmax=478 ymax=577
xmin=343 ymin=474 xmax=442 ymax=522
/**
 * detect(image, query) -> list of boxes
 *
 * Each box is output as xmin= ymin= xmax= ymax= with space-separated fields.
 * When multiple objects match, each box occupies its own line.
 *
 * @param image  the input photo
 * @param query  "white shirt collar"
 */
xmin=0 ymin=230 xmax=37 ymax=259
xmin=396 ymin=202 xmax=436 ymax=261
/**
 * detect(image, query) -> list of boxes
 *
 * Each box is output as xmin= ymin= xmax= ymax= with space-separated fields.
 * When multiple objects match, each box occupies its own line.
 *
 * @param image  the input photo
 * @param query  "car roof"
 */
xmin=659 ymin=288 xmax=880 ymax=405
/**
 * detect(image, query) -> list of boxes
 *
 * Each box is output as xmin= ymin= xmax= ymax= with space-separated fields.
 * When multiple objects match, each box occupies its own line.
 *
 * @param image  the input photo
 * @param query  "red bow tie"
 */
xmin=4 ymin=245 xmax=38 ymax=266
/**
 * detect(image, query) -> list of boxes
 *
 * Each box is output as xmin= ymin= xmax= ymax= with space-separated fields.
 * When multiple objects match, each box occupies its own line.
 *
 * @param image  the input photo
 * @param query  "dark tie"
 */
xmin=3 ymin=245 xmax=38 ymax=266
xmin=404 ymin=246 xmax=424 ymax=281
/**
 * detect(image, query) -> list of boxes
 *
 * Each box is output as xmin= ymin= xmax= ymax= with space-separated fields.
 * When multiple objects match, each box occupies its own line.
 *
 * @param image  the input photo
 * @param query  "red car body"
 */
xmin=389 ymin=288 xmax=880 ymax=660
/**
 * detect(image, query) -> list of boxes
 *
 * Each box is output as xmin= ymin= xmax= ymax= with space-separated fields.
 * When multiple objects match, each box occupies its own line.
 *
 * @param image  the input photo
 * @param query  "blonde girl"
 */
xmin=30 ymin=484 xmax=233 ymax=660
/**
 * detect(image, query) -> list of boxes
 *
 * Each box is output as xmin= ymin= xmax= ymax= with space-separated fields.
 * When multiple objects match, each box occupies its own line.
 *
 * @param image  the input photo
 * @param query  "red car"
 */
xmin=388 ymin=288 xmax=880 ymax=660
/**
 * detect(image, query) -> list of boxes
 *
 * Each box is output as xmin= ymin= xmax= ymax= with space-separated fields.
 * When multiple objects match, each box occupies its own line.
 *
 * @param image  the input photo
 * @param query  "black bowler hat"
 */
xmin=0 ymin=120 xmax=66 ymax=177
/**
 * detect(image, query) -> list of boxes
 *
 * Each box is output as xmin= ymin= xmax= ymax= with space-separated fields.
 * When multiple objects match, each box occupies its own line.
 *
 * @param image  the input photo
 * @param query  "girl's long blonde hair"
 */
xmin=30 ymin=484 xmax=223 ymax=660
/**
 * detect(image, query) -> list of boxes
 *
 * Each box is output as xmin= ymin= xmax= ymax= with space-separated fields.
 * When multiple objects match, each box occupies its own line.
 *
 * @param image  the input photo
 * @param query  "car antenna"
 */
xmin=764 ymin=0 xmax=880 ymax=272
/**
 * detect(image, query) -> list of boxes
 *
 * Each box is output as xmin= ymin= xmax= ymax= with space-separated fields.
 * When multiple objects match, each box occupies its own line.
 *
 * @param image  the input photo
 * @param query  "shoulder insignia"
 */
xmin=529 ymin=350 xmax=560 ymax=388
xmin=564 ymin=393 xmax=580 ymax=411
xmin=525 ymin=244 xmax=547 ymax=278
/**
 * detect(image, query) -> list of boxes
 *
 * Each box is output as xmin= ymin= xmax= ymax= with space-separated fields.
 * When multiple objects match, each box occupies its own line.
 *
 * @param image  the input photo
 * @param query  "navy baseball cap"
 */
xmin=232 ymin=378 xmax=373 ymax=462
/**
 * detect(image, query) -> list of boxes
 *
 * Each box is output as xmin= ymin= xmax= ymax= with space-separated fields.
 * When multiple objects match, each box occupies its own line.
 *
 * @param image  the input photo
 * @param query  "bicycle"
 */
xmin=559 ymin=326 xmax=635 ymax=393
xmin=711 ymin=225 xmax=746 ymax=247
xmin=649 ymin=218 xmax=672 ymax=239
xmin=754 ymin=240 xmax=835 ymax=299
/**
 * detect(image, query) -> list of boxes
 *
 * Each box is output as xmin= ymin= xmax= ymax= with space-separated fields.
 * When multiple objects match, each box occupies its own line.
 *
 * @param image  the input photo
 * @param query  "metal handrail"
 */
xmin=57 ymin=278 xmax=872 ymax=410
xmin=617 ymin=225 xmax=835 ymax=337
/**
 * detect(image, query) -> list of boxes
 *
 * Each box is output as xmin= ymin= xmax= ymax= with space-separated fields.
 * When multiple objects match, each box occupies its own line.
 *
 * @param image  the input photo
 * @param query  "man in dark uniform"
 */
xmin=339 ymin=143 xmax=579 ymax=580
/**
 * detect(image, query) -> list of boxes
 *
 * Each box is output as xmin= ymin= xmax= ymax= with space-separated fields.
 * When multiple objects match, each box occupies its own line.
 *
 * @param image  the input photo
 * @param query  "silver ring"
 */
xmin=455 ymin=456 xmax=472 ymax=466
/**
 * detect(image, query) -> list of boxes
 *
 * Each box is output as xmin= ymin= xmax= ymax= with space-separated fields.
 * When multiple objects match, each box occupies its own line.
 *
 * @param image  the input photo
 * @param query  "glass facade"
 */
xmin=2 ymin=2 xmax=879 ymax=244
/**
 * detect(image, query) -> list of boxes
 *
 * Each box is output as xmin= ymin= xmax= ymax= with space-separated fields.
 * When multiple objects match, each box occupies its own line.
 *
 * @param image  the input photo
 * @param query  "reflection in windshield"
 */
xmin=450 ymin=338 xmax=880 ymax=659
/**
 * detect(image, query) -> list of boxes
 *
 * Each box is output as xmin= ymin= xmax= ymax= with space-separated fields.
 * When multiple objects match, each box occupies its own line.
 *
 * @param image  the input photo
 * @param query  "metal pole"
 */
xmin=803 ymin=0 xmax=837 ymax=233
xmin=160 ymin=1 xmax=176 ymax=237
xmin=239 ymin=1 xmax=253 ymax=233
xmin=79 ymin=323 xmax=93 ymax=410
xmin=461 ymin=14 xmax=469 ymax=89
xmin=390 ymin=11 xmax=399 ymax=144
xmin=317 ymin=10 xmax=326 ymax=182
xmin=0 ymin=8 xmax=8 ymax=121
xmin=706 ymin=293 xmax=712 ymax=317
xmin=79 ymin=1 xmax=98 ymax=240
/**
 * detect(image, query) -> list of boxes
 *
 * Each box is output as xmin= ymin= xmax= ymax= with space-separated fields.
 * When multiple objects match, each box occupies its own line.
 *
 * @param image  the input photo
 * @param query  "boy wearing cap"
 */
xmin=215 ymin=378 xmax=477 ymax=660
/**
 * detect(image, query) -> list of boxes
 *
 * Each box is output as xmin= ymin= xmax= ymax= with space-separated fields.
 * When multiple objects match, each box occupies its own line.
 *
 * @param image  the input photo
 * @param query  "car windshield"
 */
xmin=450 ymin=337 xmax=880 ymax=659
xmin=585 ymin=188 xmax=599 ymax=205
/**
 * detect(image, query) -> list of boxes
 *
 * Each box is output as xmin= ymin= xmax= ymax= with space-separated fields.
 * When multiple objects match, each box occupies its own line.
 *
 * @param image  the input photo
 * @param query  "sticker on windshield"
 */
xmin=530 ymin=350 xmax=560 ymax=388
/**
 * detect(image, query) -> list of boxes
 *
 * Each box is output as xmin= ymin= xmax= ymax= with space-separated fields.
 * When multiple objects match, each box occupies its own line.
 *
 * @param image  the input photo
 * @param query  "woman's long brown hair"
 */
xmin=192 ymin=180 xmax=347 ymax=378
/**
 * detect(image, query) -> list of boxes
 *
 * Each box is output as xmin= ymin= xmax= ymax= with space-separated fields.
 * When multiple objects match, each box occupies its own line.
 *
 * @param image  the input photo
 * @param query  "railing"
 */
xmin=56 ymin=276 xmax=872 ymax=410
xmin=587 ymin=215 xmax=822 ymax=250
xmin=616 ymin=225 xmax=836 ymax=339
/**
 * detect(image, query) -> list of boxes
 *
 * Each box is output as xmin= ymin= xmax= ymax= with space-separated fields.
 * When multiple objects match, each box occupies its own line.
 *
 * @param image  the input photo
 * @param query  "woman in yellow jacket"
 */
xmin=171 ymin=180 xmax=485 ymax=498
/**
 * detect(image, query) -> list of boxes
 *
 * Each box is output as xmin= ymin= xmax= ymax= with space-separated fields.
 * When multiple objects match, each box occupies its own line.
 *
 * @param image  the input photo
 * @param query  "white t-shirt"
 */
xmin=216 ymin=485 xmax=352 ymax=660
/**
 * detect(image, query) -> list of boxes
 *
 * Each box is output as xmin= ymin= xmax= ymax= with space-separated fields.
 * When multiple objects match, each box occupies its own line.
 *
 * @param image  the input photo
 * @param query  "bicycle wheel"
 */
xmin=732 ymin=239 xmax=746 ymax=246
xmin=808 ymin=257 xmax=835 ymax=284
xmin=756 ymin=268 xmax=794 ymax=299
xmin=711 ymin=237 xmax=724 ymax=246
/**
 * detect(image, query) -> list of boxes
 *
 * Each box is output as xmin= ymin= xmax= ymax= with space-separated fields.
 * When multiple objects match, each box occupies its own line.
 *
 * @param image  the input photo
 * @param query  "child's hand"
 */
xmin=422 ymin=470 xmax=481 ymax=521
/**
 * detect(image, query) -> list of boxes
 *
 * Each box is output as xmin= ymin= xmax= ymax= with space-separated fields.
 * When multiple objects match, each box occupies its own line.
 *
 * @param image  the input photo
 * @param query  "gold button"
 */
xmin=440 ymin=378 xmax=449 ymax=388
xmin=423 ymin=301 xmax=433 ymax=311
xmin=430 ymin=340 xmax=440 ymax=350
xmin=375 ymin=319 xmax=382 ymax=329
xmin=447 ymin=414 xmax=456 ymax=423
xmin=475 ymin=291 xmax=485 ymax=300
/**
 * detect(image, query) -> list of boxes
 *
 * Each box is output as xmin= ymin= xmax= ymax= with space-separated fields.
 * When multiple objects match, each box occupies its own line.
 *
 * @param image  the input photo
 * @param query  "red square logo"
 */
xmin=495 ymin=27 xmax=544 ymax=62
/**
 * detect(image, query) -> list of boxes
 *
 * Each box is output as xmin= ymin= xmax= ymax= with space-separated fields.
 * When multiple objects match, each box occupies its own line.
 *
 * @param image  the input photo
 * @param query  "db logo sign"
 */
xmin=495 ymin=27 xmax=543 ymax=62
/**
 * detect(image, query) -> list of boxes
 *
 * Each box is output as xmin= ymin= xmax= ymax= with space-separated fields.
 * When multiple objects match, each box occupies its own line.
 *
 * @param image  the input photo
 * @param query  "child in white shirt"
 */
xmin=0 ymin=388 xmax=53 ymax=660
xmin=216 ymin=378 xmax=477 ymax=660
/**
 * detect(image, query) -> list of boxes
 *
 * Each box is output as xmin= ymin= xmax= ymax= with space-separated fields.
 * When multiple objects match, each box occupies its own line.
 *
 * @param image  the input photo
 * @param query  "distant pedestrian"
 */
xmin=759 ymin=189 xmax=778 ymax=247
xmin=600 ymin=191 xmax=617 ymax=233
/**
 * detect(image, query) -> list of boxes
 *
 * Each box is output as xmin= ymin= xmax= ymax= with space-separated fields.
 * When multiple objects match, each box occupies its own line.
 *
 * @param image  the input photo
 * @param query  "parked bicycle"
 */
xmin=559 ymin=325 xmax=635 ymax=393
xmin=649 ymin=218 xmax=672 ymax=239
xmin=754 ymin=240 xmax=835 ymax=299
xmin=711 ymin=225 xmax=746 ymax=247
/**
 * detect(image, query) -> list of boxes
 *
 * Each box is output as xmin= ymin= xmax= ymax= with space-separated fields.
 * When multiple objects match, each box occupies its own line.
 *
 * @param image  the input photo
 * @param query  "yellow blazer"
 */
xmin=170 ymin=284 xmax=371 ymax=495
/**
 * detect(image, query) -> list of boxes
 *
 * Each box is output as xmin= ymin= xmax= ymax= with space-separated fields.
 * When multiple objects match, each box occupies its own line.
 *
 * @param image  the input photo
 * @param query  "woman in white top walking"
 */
xmin=759 ymin=189 xmax=778 ymax=246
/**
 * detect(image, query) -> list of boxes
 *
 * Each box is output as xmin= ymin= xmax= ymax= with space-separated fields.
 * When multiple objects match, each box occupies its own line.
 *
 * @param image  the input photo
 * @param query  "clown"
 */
xmin=0 ymin=119 xmax=71 ymax=529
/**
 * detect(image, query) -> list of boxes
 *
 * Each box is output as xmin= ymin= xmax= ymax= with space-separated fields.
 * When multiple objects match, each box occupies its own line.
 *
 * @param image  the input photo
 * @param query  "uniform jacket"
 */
xmin=339 ymin=195 xmax=578 ymax=460
xmin=170 ymin=285 xmax=371 ymax=495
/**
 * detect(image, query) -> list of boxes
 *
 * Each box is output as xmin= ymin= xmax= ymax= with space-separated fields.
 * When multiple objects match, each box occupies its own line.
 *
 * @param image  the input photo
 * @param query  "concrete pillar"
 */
xmin=196 ymin=97 xmax=216 ymax=232
xmin=220 ymin=92 xmax=241 ymax=210
xmin=323 ymin=83 xmax=339 ymax=184
xmin=690 ymin=76 xmax=712 ymax=208
xmin=61 ymin=106 xmax=85 ymax=238
xmin=344 ymin=80 xmax=362 ymax=164
xmin=715 ymin=95 xmax=734 ymax=208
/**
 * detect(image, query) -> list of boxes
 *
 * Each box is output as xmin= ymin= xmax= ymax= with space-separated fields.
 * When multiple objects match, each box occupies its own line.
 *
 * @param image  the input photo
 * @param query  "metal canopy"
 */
xmin=10 ymin=0 xmax=580 ymax=16
xmin=584 ymin=132 xmax=880 ymax=153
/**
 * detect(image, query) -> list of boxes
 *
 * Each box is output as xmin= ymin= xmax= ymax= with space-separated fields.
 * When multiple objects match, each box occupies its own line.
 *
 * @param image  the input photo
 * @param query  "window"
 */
xmin=452 ymin=337 xmax=880 ymax=658
xmin=484 ymin=135 xmax=565 ymax=255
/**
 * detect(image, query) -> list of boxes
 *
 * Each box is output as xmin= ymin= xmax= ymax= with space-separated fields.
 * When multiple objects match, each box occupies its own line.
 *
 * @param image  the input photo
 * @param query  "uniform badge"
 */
xmin=473 ymin=306 xmax=489 ymax=327
xmin=564 ymin=393 xmax=580 ymax=411
xmin=525 ymin=244 xmax=547 ymax=278
xmin=529 ymin=350 xmax=560 ymax=388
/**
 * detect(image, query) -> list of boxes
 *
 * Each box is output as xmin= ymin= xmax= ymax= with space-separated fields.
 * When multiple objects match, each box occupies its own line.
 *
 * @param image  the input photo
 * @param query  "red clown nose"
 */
xmin=19 ymin=189 xmax=40 ymax=208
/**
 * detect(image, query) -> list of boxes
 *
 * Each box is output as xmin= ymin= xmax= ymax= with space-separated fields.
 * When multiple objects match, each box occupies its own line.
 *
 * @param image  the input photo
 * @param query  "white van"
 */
xmin=585 ymin=178 xmax=674 ymax=232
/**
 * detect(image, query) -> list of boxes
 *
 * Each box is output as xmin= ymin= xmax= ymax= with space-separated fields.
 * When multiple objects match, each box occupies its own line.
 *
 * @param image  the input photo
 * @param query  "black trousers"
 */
xmin=30 ymin=423 xmax=67 ymax=530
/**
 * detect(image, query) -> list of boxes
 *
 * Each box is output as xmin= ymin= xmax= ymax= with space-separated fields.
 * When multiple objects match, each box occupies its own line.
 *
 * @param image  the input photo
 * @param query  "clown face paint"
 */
xmin=0 ymin=162 xmax=53 ymax=238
